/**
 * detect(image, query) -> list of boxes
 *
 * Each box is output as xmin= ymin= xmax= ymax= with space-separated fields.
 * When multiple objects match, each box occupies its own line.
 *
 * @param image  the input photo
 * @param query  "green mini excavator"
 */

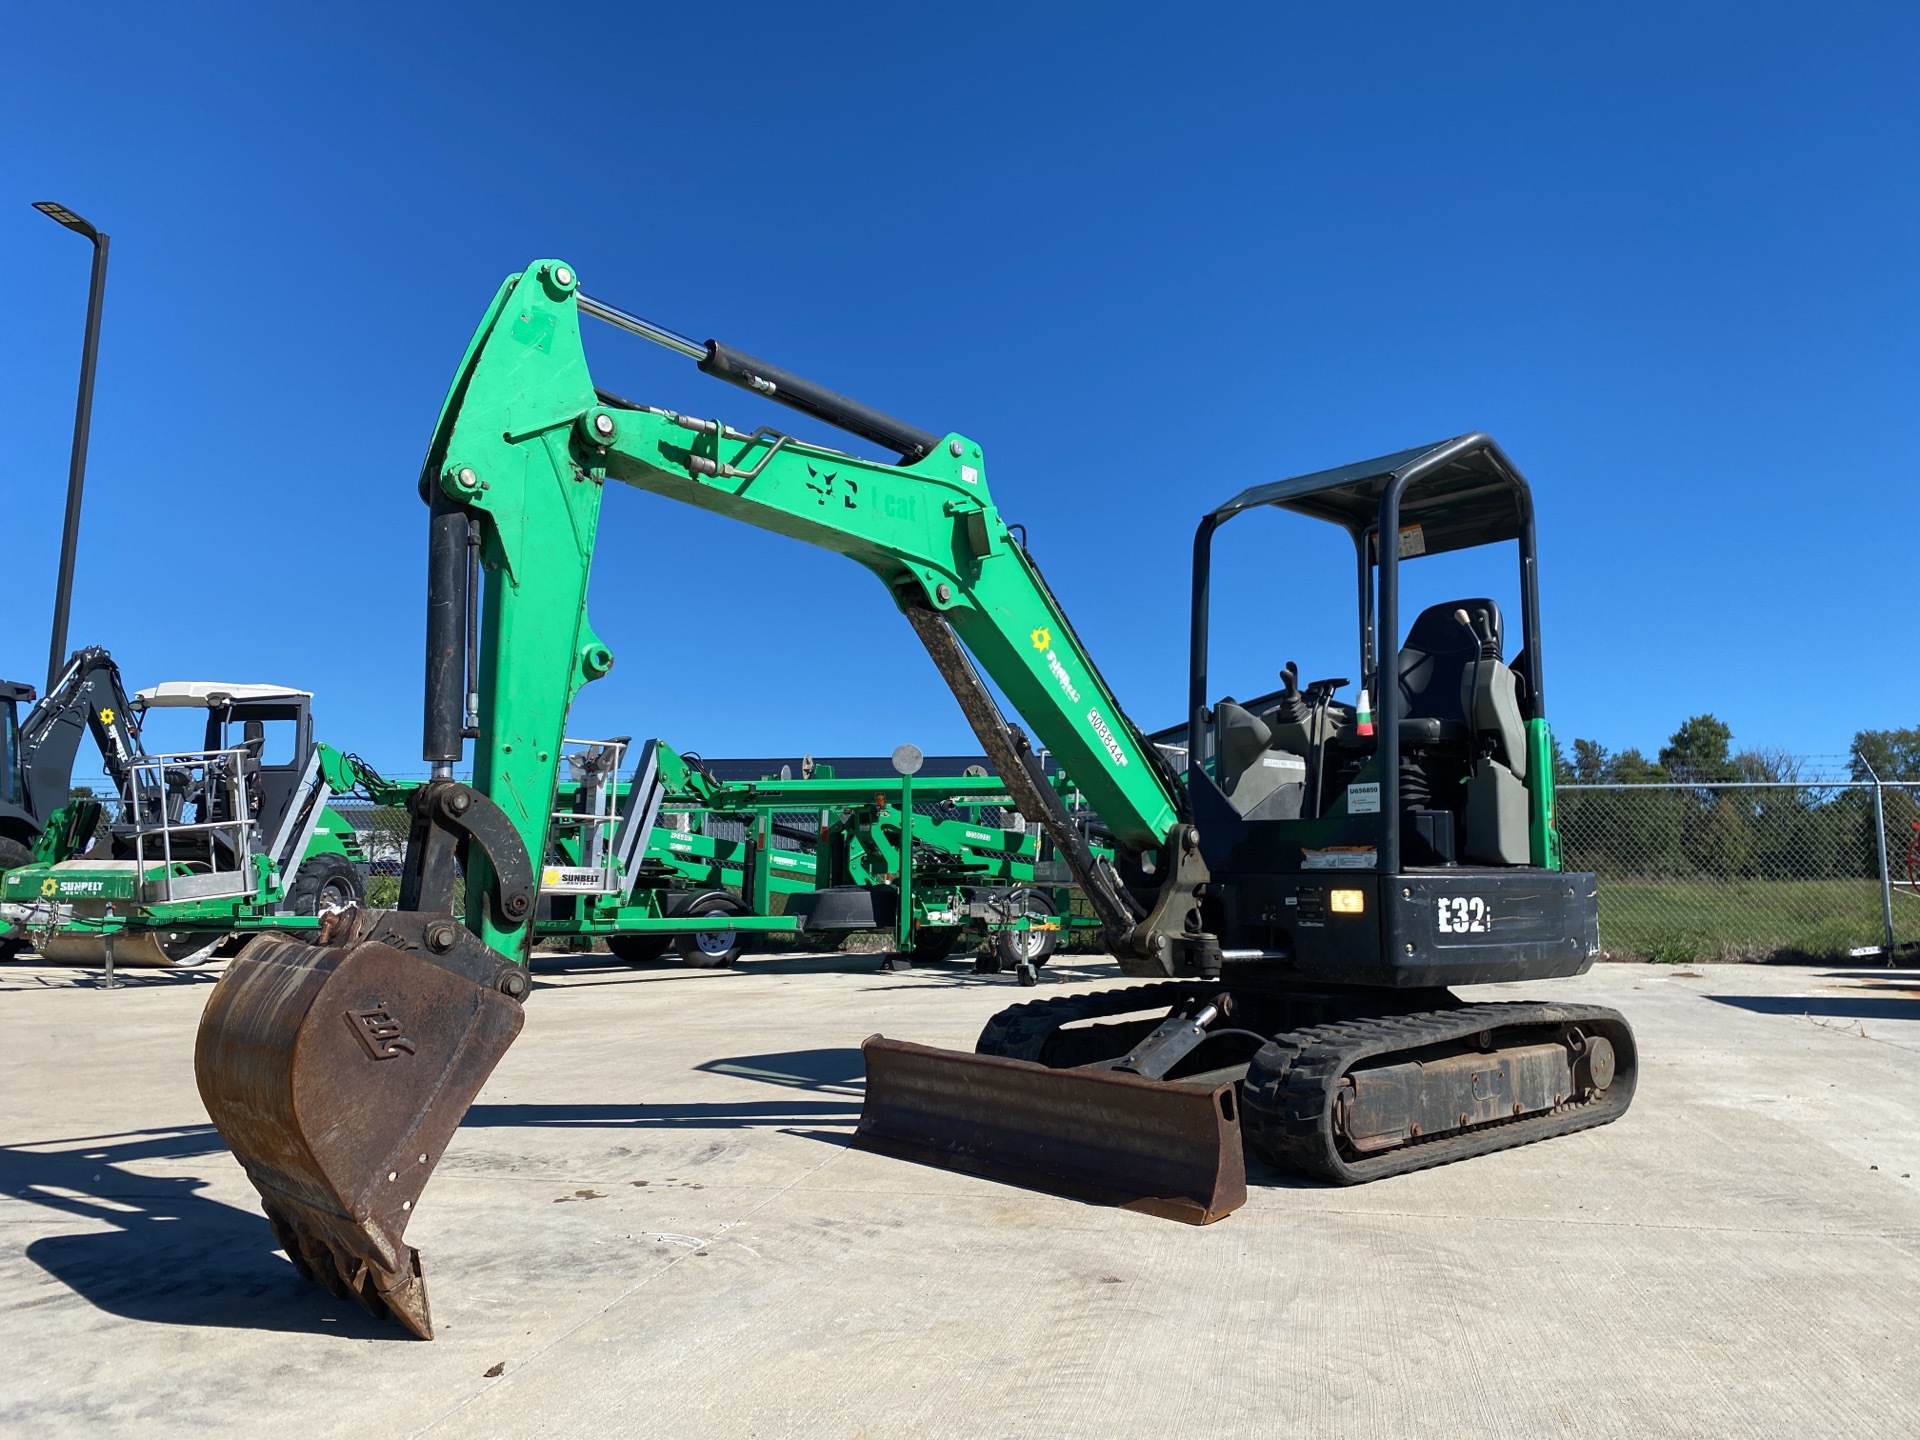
xmin=193 ymin=261 xmax=1636 ymax=1338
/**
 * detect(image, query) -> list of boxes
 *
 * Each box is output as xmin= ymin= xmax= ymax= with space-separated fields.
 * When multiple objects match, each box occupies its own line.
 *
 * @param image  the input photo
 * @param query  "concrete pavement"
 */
xmin=3 ymin=950 xmax=1918 ymax=1438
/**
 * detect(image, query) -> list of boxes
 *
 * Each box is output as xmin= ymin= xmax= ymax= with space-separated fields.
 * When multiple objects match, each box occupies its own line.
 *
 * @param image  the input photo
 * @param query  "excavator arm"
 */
xmin=191 ymin=260 xmax=1227 ymax=1338
xmin=420 ymin=263 xmax=1211 ymax=975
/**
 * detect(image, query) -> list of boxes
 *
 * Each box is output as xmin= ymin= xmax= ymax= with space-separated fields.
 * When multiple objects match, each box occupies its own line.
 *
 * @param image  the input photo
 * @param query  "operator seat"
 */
xmin=1396 ymin=599 xmax=1530 ymax=864
xmin=1397 ymin=599 xmax=1525 ymax=775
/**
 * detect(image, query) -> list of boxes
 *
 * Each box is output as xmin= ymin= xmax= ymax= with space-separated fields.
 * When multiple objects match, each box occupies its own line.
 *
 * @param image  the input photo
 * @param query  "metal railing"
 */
xmin=1558 ymin=777 xmax=1920 ymax=963
xmin=541 ymin=738 xmax=629 ymax=894
xmin=123 ymin=747 xmax=260 ymax=904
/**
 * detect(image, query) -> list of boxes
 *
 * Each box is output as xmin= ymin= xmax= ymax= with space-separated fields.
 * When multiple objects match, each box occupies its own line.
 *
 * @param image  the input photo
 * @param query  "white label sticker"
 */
xmin=1261 ymin=755 xmax=1307 ymax=773
xmin=1398 ymin=524 xmax=1426 ymax=558
xmin=960 ymin=464 xmax=979 ymax=485
xmin=1347 ymin=782 xmax=1381 ymax=814
xmin=1302 ymin=849 xmax=1377 ymax=870
xmin=540 ymin=866 xmax=609 ymax=892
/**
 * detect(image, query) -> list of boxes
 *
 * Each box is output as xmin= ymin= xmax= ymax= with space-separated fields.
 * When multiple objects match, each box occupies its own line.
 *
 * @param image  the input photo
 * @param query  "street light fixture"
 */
xmin=32 ymin=201 xmax=98 ymax=239
xmin=32 ymin=201 xmax=110 ymax=691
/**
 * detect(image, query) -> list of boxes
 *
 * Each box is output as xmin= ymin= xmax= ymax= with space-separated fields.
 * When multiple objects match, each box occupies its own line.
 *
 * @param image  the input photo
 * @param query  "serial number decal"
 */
xmin=1436 ymin=896 xmax=1490 ymax=933
xmin=1087 ymin=707 xmax=1129 ymax=768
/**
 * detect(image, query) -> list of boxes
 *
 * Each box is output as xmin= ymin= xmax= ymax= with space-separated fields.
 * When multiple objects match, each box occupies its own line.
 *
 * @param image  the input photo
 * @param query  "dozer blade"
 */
xmin=853 ymin=1036 xmax=1246 ymax=1224
xmin=194 ymin=933 xmax=523 ymax=1338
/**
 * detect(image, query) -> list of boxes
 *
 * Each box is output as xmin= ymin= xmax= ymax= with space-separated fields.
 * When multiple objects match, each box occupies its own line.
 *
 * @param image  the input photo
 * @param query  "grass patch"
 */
xmin=1596 ymin=877 xmax=1890 ymax=963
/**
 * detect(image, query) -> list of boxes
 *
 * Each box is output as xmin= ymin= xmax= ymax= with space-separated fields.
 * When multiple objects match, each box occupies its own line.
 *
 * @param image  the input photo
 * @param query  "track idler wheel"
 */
xmin=194 ymin=922 xmax=526 ymax=1338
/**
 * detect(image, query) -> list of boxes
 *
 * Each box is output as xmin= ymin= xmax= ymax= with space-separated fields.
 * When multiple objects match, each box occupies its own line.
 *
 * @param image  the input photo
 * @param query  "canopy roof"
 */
xmin=135 ymin=681 xmax=311 ymax=708
xmin=1205 ymin=432 xmax=1531 ymax=559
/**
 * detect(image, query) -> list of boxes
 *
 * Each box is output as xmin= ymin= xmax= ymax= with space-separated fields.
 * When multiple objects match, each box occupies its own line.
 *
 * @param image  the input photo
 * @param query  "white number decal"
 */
xmin=1436 ymin=896 xmax=1490 ymax=934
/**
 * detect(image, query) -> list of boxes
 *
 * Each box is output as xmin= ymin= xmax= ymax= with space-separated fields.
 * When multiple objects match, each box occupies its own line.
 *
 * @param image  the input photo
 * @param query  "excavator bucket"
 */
xmin=853 ymin=1037 xmax=1246 ymax=1224
xmin=194 ymin=933 xmax=523 ymax=1338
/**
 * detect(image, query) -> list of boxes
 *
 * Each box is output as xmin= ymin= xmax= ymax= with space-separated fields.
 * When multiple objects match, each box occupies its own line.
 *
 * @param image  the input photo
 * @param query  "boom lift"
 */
xmin=192 ymin=261 xmax=1635 ymax=1339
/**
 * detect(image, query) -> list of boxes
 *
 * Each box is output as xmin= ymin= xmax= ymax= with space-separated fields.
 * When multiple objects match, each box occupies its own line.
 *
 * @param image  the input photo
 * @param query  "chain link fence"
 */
xmin=79 ymin=769 xmax=1920 ymax=964
xmin=1559 ymin=779 xmax=1920 ymax=963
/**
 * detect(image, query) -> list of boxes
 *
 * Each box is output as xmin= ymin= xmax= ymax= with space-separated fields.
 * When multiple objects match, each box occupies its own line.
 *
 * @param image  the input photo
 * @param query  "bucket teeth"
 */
xmin=195 ymin=933 xmax=523 ymax=1340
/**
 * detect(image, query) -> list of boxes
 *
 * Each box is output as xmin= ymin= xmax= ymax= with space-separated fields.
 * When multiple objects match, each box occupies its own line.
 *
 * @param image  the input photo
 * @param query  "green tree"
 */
xmin=1685 ymin=793 xmax=1754 ymax=876
xmin=1609 ymin=747 xmax=1667 ymax=784
xmin=1850 ymin=726 xmax=1920 ymax=782
xmin=1660 ymin=715 xmax=1742 ymax=783
xmin=1567 ymin=738 xmax=1608 ymax=782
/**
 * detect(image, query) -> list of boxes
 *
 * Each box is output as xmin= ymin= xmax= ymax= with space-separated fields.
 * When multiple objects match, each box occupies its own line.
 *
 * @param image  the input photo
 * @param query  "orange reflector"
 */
xmin=1330 ymin=888 xmax=1366 ymax=914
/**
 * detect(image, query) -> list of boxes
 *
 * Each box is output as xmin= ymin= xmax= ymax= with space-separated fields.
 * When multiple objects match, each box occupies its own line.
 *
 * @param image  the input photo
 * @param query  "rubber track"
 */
xmin=1239 ymin=1001 xmax=1638 ymax=1185
xmin=975 ymin=983 xmax=1211 ymax=1062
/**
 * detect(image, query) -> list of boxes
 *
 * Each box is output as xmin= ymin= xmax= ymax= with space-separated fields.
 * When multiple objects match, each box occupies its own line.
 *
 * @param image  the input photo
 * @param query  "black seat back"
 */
xmin=1398 ymin=598 xmax=1503 ymax=725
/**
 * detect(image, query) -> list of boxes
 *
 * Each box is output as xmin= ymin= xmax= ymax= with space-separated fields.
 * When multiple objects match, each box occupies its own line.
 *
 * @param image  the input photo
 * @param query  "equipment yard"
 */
xmin=4 ymin=951 xmax=1917 ymax=1439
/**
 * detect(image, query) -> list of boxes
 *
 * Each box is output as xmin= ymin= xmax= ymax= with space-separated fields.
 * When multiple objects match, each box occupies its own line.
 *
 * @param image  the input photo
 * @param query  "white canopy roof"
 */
xmin=135 ymin=681 xmax=311 ymax=708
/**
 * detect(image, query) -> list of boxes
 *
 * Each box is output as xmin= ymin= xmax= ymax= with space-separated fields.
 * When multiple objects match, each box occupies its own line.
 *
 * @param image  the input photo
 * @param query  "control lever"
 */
xmin=1454 ymin=609 xmax=1494 ymax=773
xmin=1302 ymin=677 xmax=1349 ymax=821
xmin=1273 ymin=662 xmax=1306 ymax=724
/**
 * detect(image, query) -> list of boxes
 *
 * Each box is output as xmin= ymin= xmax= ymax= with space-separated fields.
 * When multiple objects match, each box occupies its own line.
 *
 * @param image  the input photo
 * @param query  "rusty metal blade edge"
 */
xmin=854 ymin=1035 xmax=1247 ymax=1226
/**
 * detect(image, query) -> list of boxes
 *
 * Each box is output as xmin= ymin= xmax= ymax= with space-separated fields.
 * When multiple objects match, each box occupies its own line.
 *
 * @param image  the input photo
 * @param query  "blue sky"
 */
xmin=4 ymin=3 xmax=1913 ymax=775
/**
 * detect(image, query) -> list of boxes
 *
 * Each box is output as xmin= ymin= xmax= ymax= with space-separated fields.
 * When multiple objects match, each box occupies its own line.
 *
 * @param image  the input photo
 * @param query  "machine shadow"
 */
xmin=1708 ymin=993 xmax=1920 ymax=1021
xmin=0 ymin=964 xmax=225 ymax=994
xmin=465 ymin=1099 xmax=862 ymax=1129
xmin=467 ymin=1047 xmax=869 ymax=1131
xmin=1 ymin=1127 xmax=392 ymax=1338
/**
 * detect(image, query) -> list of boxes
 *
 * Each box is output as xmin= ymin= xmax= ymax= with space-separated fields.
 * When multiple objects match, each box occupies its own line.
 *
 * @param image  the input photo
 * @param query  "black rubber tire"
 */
xmin=606 ymin=933 xmax=673 ymax=965
xmin=991 ymin=890 xmax=1060 ymax=971
xmin=0 ymin=835 xmax=36 ymax=962
xmin=676 ymin=896 xmax=749 ymax=968
xmin=910 ymin=926 xmax=963 ymax=962
xmin=284 ymin=853 xmax=366 ymax=916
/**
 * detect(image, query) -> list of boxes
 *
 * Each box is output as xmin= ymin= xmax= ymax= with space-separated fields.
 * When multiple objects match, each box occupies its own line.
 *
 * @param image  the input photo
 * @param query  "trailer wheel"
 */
xmin=911 ymin=926 xmax=963 ymax=962
xmin=0 ymin=835 xmax=31 ymax=961
xmin=991 ymin=891 xmax=1060 ymax=971
xmin=285 ymin=854 xmax=365 ymax=916
xmin=606 ymin=933 xmax=672 ymax=965
xmin=677 ymin=895 xmax=749 ymax=968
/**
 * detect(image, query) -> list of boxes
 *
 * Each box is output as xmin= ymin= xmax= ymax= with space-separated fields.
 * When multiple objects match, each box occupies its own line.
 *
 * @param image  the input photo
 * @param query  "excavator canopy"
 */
xmin=1207 ymin=431 xmax=1531 ymax=557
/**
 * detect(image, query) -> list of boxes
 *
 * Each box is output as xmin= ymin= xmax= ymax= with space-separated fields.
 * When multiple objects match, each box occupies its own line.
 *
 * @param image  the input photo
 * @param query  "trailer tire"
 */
xmin=0 ymin=835 xmax=31 ymax=962
xmin=991 ymin=890 xmax=1060 ymax=971
xmin=677 ymin=895 xmax=750 ymax=968
xmin=606 ymin=933 xmax=672 ymax=965
xmin=285 ymin=854 xmax=365 ymax=916
xmin=911 ymin=926 xmax=964 ymax=962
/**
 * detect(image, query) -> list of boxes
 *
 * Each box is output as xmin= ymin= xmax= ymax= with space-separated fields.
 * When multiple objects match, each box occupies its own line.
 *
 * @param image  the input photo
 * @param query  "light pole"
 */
xmin=33 ymin=201 xmax=110 ymax=692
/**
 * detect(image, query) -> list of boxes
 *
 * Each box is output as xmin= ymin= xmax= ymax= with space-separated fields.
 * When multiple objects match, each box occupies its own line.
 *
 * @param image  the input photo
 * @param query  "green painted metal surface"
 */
xmin=427 ymin=262 xmax=1181 ymax=876
xmin=1526 ymin=717 xmax=1562 ymax=870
